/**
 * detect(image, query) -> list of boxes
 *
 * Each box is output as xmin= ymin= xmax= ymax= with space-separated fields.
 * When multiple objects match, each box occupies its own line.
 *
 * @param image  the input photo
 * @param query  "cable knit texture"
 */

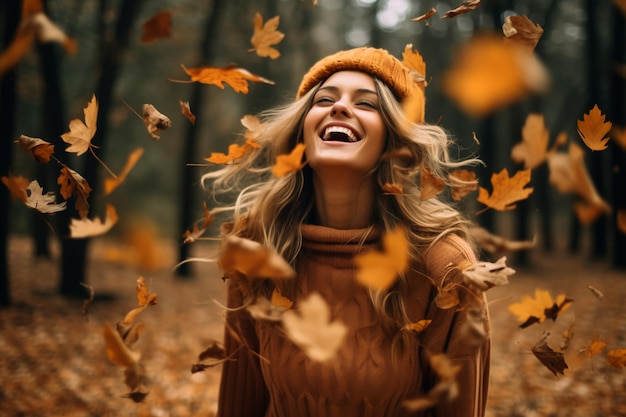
xmin=217 ymin=224 xmax=490 ymax=417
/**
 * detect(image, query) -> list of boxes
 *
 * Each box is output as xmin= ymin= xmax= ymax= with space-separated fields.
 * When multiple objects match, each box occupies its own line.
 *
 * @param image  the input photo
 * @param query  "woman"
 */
xmin=205 ymin=47 xmax=490 ymax=417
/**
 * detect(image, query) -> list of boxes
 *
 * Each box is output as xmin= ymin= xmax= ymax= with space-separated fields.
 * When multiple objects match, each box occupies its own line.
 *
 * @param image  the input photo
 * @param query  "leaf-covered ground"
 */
xmin=1 ymin=236 xmax=625 ymax=417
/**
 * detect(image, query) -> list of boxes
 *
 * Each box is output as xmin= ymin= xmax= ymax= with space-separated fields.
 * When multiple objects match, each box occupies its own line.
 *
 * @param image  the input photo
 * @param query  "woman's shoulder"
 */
xmin=423 ymin=232 xmax=477 ymax=277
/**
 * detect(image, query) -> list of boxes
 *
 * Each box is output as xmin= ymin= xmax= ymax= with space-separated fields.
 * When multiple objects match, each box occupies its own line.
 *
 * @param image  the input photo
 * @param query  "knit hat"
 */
xmin=296 ymin=47 xmax=426 ymax=123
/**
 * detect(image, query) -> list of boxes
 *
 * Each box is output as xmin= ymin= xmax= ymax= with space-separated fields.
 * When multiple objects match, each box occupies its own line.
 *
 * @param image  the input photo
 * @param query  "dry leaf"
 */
xmin=282 ymin=292 xmax=347 ymax=362
xmin=502 ymin=15 xmax=544 ymax=54
xmin=136 ymin=277 xmax=158 ymax=307
xmin=69 ymin=204 xmax=118 ymax=238
xmin=420 ymin=166 xmax=445 ymax=200
xmin=403 ymin=319 xmax=432 ymax=333
xmin=17 ymin=135 xmax=55 ymax=163
xmin=142 ymin=104 xmax=171 ymax=140
xmin=272 ymin=143 xmax=306 ymax=177
xmin=448 ymin=169 xmax=478 ymax=201
xmin=57 ymin=166 xmax=92 ymax=219
xmin=179 ymin=99 xmax=196 ymax=125
xmin=175 ymin=64 xmax=275 ymax=93
xmin=140 ymin=11 xmax=172 ymax=44
xmin=559 ymin=322 xmax=576 ymax=351
xmin=411 ymin=7 xmax=437 ymax=23
xmin=460 ymin=256 xmax=515 ymax=291
xmin=580 ymin=335 xmax=607 ymax=358
xmin=1 ymin=175 xmax=30 ymax=202
xmin=507 ymin=288 xmax=573 ymax=328
xmin=606 ymin=349 xmax=626 ymax=369
xmin=250 ymin=13 xmax=284 ymax=59
xmin=403 ymin=353 xmax=460 ymax=411
xmin=470 ymin=226 xmax=535 ymax=253
xmin=511 ymin=113 xmax=549 ymax=169
xmin=205 ymin=138 xmax=260 ymax=164
xmin=587 ymin=285 xmax=604 ymax=299
xmin=182 ymin=202 xmax=214 ymax=244
xmin=103 ymin=322 xmax=140 ymax=368
xmin=577 ymin=105 xmax=612 ymax=151
xmin=477 ymin=168 xmax=533 ymax=211
xmin=271 ymin=287 xmax=293 ymax=309
xmin=355 ymin=226 xmax=409 ymax=291
xmin=24 ymin=180 xmax=67 ymax=214
xmin=532 ymin=331 xmax=569 ymax=376
xmin=104 ymin=148 xmax=144 ymax=195
xmin=219 ymin=235 xmax=295 ymax=281
xmin=382 ymin=183 xmax=403 ymax=195
xmin=442 ymin=0 xmax=481 ymax=18
xmin=61 ymin=94 xmax=98 ymax=156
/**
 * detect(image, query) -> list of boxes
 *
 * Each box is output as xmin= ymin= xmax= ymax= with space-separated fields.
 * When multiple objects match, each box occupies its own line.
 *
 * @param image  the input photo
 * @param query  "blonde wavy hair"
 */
xmin=202 ymin=77 xmax=479 ymax=328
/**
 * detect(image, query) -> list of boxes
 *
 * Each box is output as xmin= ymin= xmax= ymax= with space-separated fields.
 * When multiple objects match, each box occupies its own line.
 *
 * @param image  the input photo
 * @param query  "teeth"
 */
xmin=323 ymin=126 xmax=358 ymax=142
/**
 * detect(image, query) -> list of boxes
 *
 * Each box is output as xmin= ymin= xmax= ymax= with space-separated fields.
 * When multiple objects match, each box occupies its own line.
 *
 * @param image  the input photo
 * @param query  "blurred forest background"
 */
xmin=1 ymin=0 xmax=625 ymax=307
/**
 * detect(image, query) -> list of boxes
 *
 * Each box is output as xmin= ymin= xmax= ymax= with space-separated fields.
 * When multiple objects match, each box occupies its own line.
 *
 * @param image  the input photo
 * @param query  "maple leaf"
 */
xmin=502 ymin=15 xmax=544 ymax=54
xmin=205 ymin=138 xmax=260 ymax=164
xmin=104 ymin=148 xmax=144 ymax=195
xmin=282 ymin=292 xmax=348 ymax=362
xmin=420 ymin=166 xmax=445 ymax=200
xmin=577 ymin=104 xmax=612 ymax=151
xmin=448 ymin=169 xmax=478 ymax=201
xmin=355 ymin=226 xmax=409 ymax=291
xmin=478 ymin=168 xmax=533 ymax=211
xmin=511 ymin=113 xmax=549 ymax=170
xmin=250 ymin=13 xmax=284 ymax=59
xmin=411 ymin=6 xmax=437 ymax=23
xmin=272 ymin=143 xmax=307 ymax=177
xmin=507 ymin=288 xmax=573 ymax=328
xmin=403 ymin=319 xmax=432 ymax=333
xmin=606 ymin=349 xmax=626 ymax=369
xmin=442 ymin=0 xmax=481 ymax=19
xmin=142 ymin=104 xmax=171 ymax=140
xmin=179 ymin=99 xmax=196 ymax=125
xmin=532 ymin=331 xmax=569 ymax=376
xmin=219 ymin=235 xmax=295 ymax=281
xmin=140 ymin=11 xmax=172 ymax=44
xmin=69 ymin=204 xmax=118 ymax=238
xmin=61 ymin=94 xmax=98 ymax=156
xmin=460 ymin=256 xmax=515 ymax=291
xmin=17 ymin=135 xmax=54 ymax=163
xmin=1 ymin=175 xmax=29 ymax=202
xmin=24 ymin=180 xmax=67 ymax=214
xmin=470 ymin=226 xmax=535 ymax=254
xmin=57 ymin=166 xmax=92 ymax=219
xmin=175 ymin=64 xmax=275 ymax=93
xmin=404 ymin=353 xmax=460 ymax=411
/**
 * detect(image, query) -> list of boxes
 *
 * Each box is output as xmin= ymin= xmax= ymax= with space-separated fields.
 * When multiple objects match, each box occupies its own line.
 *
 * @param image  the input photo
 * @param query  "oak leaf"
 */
xmin=502 ymin=15 xmax=544 ymax=54
xmin=1 ymin=175 xmax=29 ymax=202
xmin=460 ymin=256 xmax=515 ymax=291
xmin=532 ymin=331 xmax=568 ymax=376
xmin=57 ymin=166 xmax=92 ymax=219
xmin=577 ymin=105 xmax=611 ymax=151
xmin=477 ymin=168 xmax=533 ymax=211
xmin=17 ymin=135 xmax=54 ymax=163
xmin=282 ymin=292 xmax=347 ymax=362
xmin=511 ymin=113 xmax=549 ymax=170
xmin=272 ymin=143 xmax=307 ymax=177
xmin=250 ymin=13 xmax=284 ymax=59
xmin=179 ymin=99 xmax=196 ymax=125
xmin=507 ymin=288 xmax=573 ymax=328
xmin=104 ymin=148 xmax=144 ymax=195
xmin=448 ymin=169 xmax=477 ymax=201
xmin=61 ymin=94 xmax=98 ymax=156
xmin=606 ymin=349 xmax=626 ymax=369
xmin=140 ymin=11 xmax=172 ymax=44
xmin=69 ymin=204 xmax=118 ymax=238
xmin=142 ymin=104 xmax=171 ymax=140
xmin=442 ymin=0 xmax=481 ymax=18
xmin=420 ymin=166 xmax=445 ymax=200
xmin=24 ymin=180 xmax=67 ymax=214
xmin=355 ymin=226 xmax=409 ymax=291
xmin=219 ymin=235 xmax=295 ymax=281
xmin=176 ymin=64 xmax=275 ymax=93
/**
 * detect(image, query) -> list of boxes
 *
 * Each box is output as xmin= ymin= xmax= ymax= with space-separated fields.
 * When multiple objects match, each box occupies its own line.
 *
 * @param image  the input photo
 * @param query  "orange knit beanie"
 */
xmin=296 ymin=47 xmax=426 ymax=123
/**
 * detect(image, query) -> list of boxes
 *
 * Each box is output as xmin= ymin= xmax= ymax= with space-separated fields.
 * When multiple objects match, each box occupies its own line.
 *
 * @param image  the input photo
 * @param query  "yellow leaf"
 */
xmin=69 ymin=204 xmax=118 ymax=239
xmin=250 ymin=13 xmax=284 ymax=59
xmin=355 ymin=226 xmax=409 ymax=291
xmin=176 ymin=64 xmax=275 ymax=94
xmin=507 ymin=288 xmax=573 ymax=328
xmin=577 ymin=104 xmax=612 ymax=151
xmin=477 ymin=168 xmax=533 ymax=211
xmin=61 ymin=94 xmax=98 ymax=156
xmin=511 ymin=113 xmax=549 ymax=170
xmin=104 ymin=148 xmax=144 ymax=195
xmin=272 ymin=143 xmax=307 ymax=177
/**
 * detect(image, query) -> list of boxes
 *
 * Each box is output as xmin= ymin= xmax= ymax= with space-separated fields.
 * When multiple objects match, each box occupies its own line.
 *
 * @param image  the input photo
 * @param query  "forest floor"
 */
xmin=1 ymin=236 xmax=626 ymax=417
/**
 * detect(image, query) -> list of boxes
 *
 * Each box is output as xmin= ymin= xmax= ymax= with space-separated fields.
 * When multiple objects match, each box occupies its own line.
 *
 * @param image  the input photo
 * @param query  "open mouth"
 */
xmin=321 ymin=126 xmax=360 ymax=142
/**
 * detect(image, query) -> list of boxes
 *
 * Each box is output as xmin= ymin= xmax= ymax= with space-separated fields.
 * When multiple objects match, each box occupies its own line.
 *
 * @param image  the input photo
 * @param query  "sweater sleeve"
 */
xmin=420 ymin=234 xmax=491 ymax=417
xmin=217 ymin=279 xmax=269 ymax=417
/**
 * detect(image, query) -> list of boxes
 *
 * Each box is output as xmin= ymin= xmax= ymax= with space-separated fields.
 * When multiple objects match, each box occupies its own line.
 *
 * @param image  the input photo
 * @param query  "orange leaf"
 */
xmin=205 ymin=138 xmax=260 ymax=164
xmin=176 ymin=64 xmax=275 ymax=94
xmin=250 ymin=13 xmax=284 ymax=59
xmin=577 ymin=104 xmax=612 ymax=151
xmin=580 ymin=335 xmax=607 ymax=358
xmin=61 ymin=94 xmax=98 ymax=156
xmin=606 ymin=349 xmax=626 ymax=369
xmin=17 ymin=135 xmax=55 ymax=163
xmin=502 ymin=15 xmax=544 ymax=54
xmin=179 ymin=99 xmax=196 ymax=125
xmin=511 ymin=113 xmax=549 ymax=170
xmin=219 ymin=235 xmax=295 ymax=280
xmin=448 ymin=169 xmax=477 ymax=201
xmin=102 ymin=323 xmax=140 ymax=368
xmin=140 ymin=11 xmax=172 ymax=44
xmin=272 ymin=143 xmax=307 ymax=177
xmin=382 ymin=183 xmax=403 ymax=195
xmin=182 ymin=202 xmax=215 ymax=244
xmin=271 ymin=287 xmax=293 ymax=309
xmin=419 ymin=166 xmax=445 ymax=200
xmin=1 ymin=175 xmax=29 ymax=202
xmin=403 ymin=319 xmax=432 ymax=333
xmin=355 ymin=226 xmax=409 ymax=291
xmin=104 ymin=148 xmax=144 ymax=195
xmin=135 ymin=276 xmax=157 ymax=307
xmin=442 ymin=0 xmax=481 ymax=18
xmin=401 ymin=43 xmax=426 ymax=86
xmin=478 ymin=168 xmax=533 ymax=211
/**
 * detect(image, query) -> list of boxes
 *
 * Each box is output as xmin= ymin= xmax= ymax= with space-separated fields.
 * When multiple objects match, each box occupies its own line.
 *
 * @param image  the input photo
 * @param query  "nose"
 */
xmin=330 ymin=98 xmax=352 ymax=117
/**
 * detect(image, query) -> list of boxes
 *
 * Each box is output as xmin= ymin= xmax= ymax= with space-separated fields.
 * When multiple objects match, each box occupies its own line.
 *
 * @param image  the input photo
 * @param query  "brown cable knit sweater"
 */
xmin=217 ymin=224 xmax=491 ymax=417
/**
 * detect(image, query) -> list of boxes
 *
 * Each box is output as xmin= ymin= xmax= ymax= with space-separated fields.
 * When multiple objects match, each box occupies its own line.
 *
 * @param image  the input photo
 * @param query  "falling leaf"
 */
xmin=442 ymin=34 xmax=549 ymax=117
xmin=219 ymin=235 xmax=295 ymax=280
xmin=460 ymin=256 xmax=515 ymax=291
xmin=140 ymin=11 xmax=172 ymax=44
xmin=272 ymin=143 xmax=306 ymax=177
xmin=191 ymin=341 xmax=227 ymax=373
xmin=382 ymin=183 xmax=403 ymax=195
xmin=559 ymin=322 xmax=576 ymax=351
xmin=57 ymin=166 xmax=92 ymax=219
xmin=183 ymin=202 xmax=215 ymax=244
xmin=507 ymin=288 xmax=573 ymax=328
xmin=61 ymin=94 xmax=98 ymax=156
xmin=205 ymin=138 xmax=260 ymax=164
xmin=355 ymin=226 xmax=409 ymax=291
xmin=104 ymin=148 xmax=144 ymax=195
xmin=478 ymin=168 xmax=533 ymax=211
xmin=577 ymin=105 xmax=612 ymax=151
xmin=532 ymin=331 xmax=568 ymax=376
xmin=411 ymin=7 xmax=437 ymax=23
xmin=420 ymin=166 xmax=445 ymax=200
xmin=442 ymin=0 xmax=481 ymax=18
xmin=606 ymin=349 xmax=626 ymax=369
xmin=403 ymin=319 xmax=432 ymax=333
xmin=404 ymin=353 xmax=460 ymax=411
xmin=271 ymin=287 xmax=293 ymax=309
xmin=448 ymin=169 xmax=478 ymax=201
xmin=136 ymin=277 xmax=158 ymax=307
xmin=282 ymin=292 xmax=347 ymax=362
xmin=179 ymin=99 xmax=196 ymax=125
xmin=142 ymin=104 xmax=171 ymax=140
xmin=612 ymin=125 xmax=626 ymax=150
xmin=511 ymin=113 xmax=549 ymax=170
xmin=580 ymin=335 xmax=607 ymax=358
xmin=69 ymin=204 xmax=118 ymax=238
xmin=103 ymin=322 xmax=141 ymax=368
xmin=1 ymin=175 xmax=29 ymax=202
xmin=470 ymin=226 xmax=535 ymax=253
xmin=250 ymin=13 xmax=284 ymax=59
xmin=17 ymin=135 xmax=54 ymax=163
xmin=587 ymin=285 xmax=604 ymax=299
xmin=24 ymin=180 xmax=67 ymax=214
xmin=502 ymin=15 xmax=544 ymax=54
xmin=174 ymin=64 xmax=275 ymax=93
xmin=401 ymin=43 xmax=426 ymax=87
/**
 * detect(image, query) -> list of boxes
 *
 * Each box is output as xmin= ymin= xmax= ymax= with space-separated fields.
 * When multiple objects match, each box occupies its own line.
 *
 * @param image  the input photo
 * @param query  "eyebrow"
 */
xmin=317 ymin=86 xmax=377 ymax=96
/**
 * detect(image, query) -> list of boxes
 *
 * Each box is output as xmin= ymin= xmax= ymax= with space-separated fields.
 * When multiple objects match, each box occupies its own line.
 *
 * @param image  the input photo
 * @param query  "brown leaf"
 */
xmin=179 ymin=99 xmax=196 ymax=125
xmin=272 ymin=143 xmax=307 ymax=177
xmin=142 ymin=104 xmax=171 ymax=140
xmin=502 ymin=15 xmax=544 ymax=54
xmin=1 ymin=175 xmax=30 ymax=202
xmin=448 ymin=169 xmax=478 ymax=201
xmin=176 ymin=64 xmax=275 ymax=93
xmin=250 ymin=13 xmax=284 ymax=59
xmin=577 ymin=105 xmax=612 ymax=151
xmin=17 ymin=135 xmax=55 ymax=163
xmin=612 ymin=125 xmax=626 ymax=150
xmin=618 ymin=210 xmax=626 ymax=234
xmin=104 ymin=148 xmax=144 ymax=195
xmin=61 ymin=94 xmax=98 ymax=156
xmin=532 ymin=331 xmax=568 ymax=376
xmin=442 ymin=0 xmax=481 ymax=18
xmin=219 ymin=235 xmax=295 ymax=280
xmin=403 ymin=319 xmax=432 ymax=333
xmin=606 ymin=349 xmax=626 ymax=369
xmin=140 ymin=11 xmax=172 ymax=44
xmin=420 ymin=166 xmax=445 ymax=200
xmin=136 ymin=276 xmax=157 ymax=307
xmin=477 ymin=168 xmax=533 ymax=211
xmin=102 ymin=322 xmax=140 ymax=368
xmin=411 ymin=7 xmax=437 ymax=23
xmin=57 ymin=166 xmax=92 ymax=219
xmin=559 ymin=322 xmax=576 ymax=351
xmin=183 ymin=202 xmax=215 ymax=244
xmin=511 ymin=113 xmax=549 ymax=170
